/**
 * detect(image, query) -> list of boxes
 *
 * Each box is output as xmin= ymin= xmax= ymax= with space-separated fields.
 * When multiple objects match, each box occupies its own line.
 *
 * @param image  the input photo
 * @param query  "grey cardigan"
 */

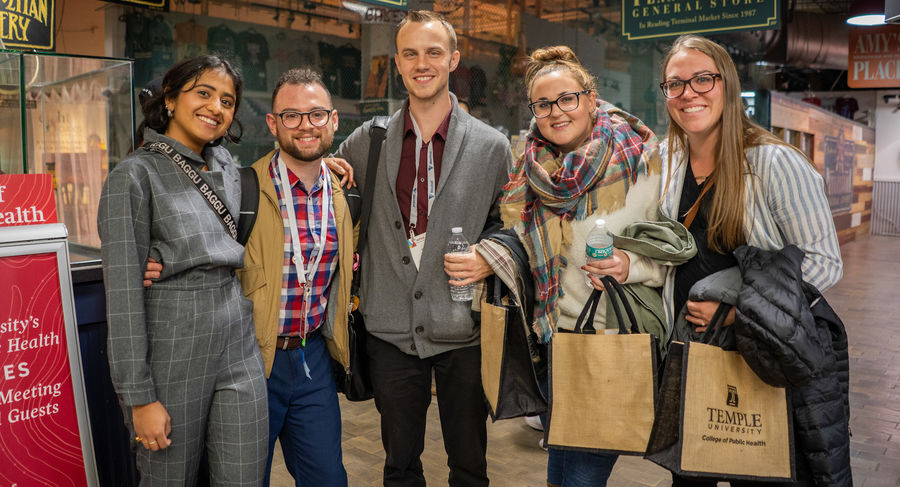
xmin=335 ymin=95 xmax=513 ymax=357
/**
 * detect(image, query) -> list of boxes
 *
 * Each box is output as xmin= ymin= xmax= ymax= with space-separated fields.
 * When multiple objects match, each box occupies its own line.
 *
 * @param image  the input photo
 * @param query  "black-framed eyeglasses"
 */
xmin=527 ymin=90 xmax=592 ymax=119
xmin=659 ymin=73 xmax=722 ymax=99
xmin=275 ymin=109 xmax=334 ymax=129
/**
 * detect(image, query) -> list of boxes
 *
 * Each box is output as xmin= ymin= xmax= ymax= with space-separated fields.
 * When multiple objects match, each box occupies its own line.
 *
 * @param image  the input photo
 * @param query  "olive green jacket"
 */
xmin=237 ymin=150 xmax=356 ymax=377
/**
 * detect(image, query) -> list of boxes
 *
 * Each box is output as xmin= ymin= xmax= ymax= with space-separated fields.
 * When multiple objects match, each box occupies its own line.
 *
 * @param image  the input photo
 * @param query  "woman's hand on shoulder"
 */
xmin=132 ymin=401 xmax=172 ymax=451
xmin=582 ymin=247 xmax=630 ymax=288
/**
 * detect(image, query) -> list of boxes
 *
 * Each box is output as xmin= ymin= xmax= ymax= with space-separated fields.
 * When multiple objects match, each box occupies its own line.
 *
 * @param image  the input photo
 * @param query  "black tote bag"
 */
xmin=480 ymin=275 xmax=547 ymax=421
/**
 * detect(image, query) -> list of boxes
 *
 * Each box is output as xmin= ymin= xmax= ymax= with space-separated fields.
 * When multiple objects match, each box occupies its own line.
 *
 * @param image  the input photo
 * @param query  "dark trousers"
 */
xmin=367 ymin=333 xmax=489 ymax=487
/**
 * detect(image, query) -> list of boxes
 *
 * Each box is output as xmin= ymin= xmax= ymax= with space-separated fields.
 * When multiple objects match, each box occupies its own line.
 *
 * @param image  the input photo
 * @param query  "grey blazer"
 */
xmin=336 ymin=95 xmax=513 ymax=357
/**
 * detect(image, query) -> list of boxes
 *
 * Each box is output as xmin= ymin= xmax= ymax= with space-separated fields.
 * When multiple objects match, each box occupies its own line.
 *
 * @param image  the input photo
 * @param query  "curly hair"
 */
xmin=138 ymin=54 xmax=244 ymax=147
xmin=524 ymin=45 xmax=596 ymax=97
xmin=271 ymin=67 xmax=331 ymax=109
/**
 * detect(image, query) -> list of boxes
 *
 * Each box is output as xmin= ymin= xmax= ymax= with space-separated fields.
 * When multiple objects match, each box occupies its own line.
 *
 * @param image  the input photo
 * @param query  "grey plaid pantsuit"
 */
xmin=99 ymin=130 xmax=268 ymax=486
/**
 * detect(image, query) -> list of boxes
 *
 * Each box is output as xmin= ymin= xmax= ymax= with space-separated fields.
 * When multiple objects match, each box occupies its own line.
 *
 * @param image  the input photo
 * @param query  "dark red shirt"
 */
xmin=396 ymin=109 xmax=452 ymax=236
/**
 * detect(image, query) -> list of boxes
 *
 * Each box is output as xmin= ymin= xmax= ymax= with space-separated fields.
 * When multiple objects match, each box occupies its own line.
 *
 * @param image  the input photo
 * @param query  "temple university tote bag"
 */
xmin=645 ymin=304 xmax=795 ymax=481
xmin=480 ymin=275 xmax=547 ymax=420
xmin=546 ymin=276 xmax=659 ymax=455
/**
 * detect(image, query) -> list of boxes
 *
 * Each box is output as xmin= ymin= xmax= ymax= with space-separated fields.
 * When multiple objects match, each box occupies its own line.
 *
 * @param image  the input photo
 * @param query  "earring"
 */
xmin=166 ymin=106 xmax=173 ymax=118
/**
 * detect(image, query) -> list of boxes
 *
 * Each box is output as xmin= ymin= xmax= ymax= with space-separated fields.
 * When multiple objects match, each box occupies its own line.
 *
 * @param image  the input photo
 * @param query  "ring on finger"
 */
xmin=148 ymin=440 xmax=157 ymax=445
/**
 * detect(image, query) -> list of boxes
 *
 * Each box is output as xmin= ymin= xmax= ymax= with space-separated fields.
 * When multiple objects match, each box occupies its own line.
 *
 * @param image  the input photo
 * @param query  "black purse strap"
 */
xmin=353 ymin=116 xmax=389 ymax=291
xmin=573 ymin=276 xmax=640 ymax=335
xmin=145 ymin=141 xmax=238 ymax=241
xmin=357 ymin=116 xmax=389 ymax=258
xmin=601 ymin=276 xmax=641 ymax=335
xmin=573 ymin=289 xmax=603 ymax=334
xmin=699 ymin=302 xmax=733 ymax=345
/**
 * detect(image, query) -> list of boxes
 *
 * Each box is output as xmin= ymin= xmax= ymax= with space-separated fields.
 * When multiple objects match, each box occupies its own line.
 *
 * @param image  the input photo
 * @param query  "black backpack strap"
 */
xmin=356 ymin=115 xmax=389 ymax=255
xmin=236 ymin=166 xmax=260 ymax=246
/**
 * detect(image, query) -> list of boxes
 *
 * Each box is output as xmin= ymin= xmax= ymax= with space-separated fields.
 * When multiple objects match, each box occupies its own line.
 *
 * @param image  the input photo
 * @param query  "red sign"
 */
xmin=0 ymin=252 xmax=88 ymax=486
xmin=0 ymin=174 xmax=58 ymax=227
xmin=849 ymin=25 xmax=900 ymax=88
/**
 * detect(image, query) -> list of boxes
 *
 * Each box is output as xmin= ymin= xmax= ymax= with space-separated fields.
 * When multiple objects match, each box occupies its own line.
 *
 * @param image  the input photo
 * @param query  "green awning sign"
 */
xmin=100 ymin=0 xmax=167 ymax=10
xmin=356 ymin=0 xmax=407 ymax=10
xmin=621 ymin=0 xmax=779 ymax=41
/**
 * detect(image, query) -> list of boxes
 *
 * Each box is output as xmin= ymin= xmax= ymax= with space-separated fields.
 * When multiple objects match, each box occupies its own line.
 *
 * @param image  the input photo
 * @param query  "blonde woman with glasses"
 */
xmin=500 ymin=45 xmax=666 ymax=487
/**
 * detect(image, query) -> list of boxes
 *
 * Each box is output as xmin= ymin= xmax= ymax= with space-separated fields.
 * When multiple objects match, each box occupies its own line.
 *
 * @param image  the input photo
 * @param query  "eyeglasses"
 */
xmin=527 ymin=90 xmax=592 ymax=119
xmin=275 ymin=109 xmax=334 ymax=129
xmin=659 ymin=73 xmax=722 ymax=99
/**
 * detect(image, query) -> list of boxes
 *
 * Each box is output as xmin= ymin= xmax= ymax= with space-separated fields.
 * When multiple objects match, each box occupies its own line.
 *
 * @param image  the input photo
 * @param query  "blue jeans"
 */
xmin=547 ymin=448 xmax=617 ymax=487
xmin=540 ymin=379 xmax=617 ymax=486
xmin=264 ymin=331 xmax=347 ymax=487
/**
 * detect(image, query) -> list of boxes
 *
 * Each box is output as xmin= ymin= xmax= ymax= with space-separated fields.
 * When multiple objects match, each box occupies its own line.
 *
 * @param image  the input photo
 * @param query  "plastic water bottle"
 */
xmin=447 ymin=227 xmax=474 ymax=302
xmin=585 ymin=218 xmax=614 ymax=286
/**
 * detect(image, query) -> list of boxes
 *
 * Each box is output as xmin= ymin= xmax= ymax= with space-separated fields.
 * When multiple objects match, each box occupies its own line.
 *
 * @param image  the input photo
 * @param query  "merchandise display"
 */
xmin=0 ymin=51 xmax=134 ymax=260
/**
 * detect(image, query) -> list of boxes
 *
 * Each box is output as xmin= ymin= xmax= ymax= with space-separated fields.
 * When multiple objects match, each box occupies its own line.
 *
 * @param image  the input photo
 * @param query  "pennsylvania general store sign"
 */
xmin=1 ymin=0 xmax=54 ymax=50
xmin=621 ymin=0 xmax=779 ymax=41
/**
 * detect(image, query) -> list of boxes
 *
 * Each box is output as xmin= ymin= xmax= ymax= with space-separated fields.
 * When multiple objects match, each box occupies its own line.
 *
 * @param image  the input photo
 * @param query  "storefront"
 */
xmin=1 ymin=0 xmax=891 ymax=483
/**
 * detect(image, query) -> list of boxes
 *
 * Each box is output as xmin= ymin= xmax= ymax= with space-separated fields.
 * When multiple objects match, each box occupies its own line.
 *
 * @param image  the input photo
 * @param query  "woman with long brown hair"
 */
xmin=658 ymin=35 xmax=844 ymax=486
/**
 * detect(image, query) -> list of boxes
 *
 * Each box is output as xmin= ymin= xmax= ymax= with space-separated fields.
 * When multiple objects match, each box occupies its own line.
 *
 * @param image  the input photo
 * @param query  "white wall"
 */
xmin=874 ymin=89 xmax=900 ymax=182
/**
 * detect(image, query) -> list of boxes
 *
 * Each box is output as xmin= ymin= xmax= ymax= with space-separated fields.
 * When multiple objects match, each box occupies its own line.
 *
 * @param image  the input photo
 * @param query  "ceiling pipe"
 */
xmin=718 ymin=12 xmax=850 ymax=70
xmin=778 ymin=12 xmax=850 ymax=69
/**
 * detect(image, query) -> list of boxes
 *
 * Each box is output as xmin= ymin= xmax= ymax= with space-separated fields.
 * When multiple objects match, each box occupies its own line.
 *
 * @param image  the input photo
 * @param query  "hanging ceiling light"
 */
xmin=847 ymin=0 xmax=886 ymax=26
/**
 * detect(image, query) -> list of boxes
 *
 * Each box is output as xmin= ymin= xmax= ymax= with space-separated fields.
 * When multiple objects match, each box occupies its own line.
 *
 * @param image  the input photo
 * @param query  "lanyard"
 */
xmin=275 ymin=152 xmax=331 ymax=332
xmin=408 ymin=114 xmax=436 ymax=238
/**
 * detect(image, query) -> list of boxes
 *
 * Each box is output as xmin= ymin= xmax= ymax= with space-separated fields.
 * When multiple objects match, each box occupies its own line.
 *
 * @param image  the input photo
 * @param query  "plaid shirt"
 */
xmin=270 ymin=154 xmax=339 ymax=338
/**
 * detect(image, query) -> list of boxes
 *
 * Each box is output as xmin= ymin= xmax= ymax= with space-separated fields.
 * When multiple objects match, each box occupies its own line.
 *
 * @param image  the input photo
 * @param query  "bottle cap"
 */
xmin=451 ymin=227 xmax=463 ymax=233
xmin=594 ymin=218 xmax=606 ymax=228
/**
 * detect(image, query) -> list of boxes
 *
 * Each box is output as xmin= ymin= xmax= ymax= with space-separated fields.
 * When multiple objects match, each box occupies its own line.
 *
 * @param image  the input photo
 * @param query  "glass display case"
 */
xmin=0 ymin=50 xmax=134 ymax=262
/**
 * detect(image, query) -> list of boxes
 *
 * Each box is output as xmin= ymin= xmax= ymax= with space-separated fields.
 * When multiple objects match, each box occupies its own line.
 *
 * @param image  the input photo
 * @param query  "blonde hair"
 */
xmin=395 ymin=10 xmax=457 ymax=53
xmin=661 ymin=35 xmax=797 ymax=253
xmin=525 ymin=45 xmax=596 ymax=98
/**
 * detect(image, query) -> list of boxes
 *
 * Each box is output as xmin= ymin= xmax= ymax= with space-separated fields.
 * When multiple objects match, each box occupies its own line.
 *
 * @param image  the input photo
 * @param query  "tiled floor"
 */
xmin=270 ymin=235 xmax=900 ymax=486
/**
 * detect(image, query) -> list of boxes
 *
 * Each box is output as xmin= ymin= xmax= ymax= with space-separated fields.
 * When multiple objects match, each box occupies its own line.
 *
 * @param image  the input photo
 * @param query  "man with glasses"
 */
xmin=244 ymin=67 xmax=351 ymax=487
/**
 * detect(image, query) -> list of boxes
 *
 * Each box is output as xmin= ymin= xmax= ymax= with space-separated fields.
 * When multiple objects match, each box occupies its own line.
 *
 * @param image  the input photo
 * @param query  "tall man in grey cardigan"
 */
xmin=335 ymin=10 xmax=511 ymax=487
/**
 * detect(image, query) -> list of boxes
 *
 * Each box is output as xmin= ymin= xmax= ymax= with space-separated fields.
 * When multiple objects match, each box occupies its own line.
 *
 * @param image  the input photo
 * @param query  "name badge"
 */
xmin=408 ymin=232 xmax=426 ymax=270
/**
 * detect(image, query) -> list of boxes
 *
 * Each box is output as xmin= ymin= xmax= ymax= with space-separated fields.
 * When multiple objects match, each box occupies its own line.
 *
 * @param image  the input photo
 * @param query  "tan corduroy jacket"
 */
xmin=237 ymin=149 xmax=356 ymax=377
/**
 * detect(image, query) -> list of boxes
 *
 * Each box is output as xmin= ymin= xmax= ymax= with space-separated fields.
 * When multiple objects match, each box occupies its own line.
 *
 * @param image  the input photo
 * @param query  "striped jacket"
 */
xmin=659 ymin=141 xmax=843 ymax=332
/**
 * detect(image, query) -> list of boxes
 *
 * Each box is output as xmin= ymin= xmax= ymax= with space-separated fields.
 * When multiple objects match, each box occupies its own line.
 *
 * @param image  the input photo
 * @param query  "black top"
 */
xmin=674 ymin=163 xmax=738 ymax=316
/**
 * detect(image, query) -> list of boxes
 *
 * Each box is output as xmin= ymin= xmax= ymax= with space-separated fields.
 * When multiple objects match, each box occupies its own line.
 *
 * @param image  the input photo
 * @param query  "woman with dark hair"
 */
xmin=658 ymin=35 xmax=845 ymax=485
xmin=98 ymin=55 xmax=268 ymax=485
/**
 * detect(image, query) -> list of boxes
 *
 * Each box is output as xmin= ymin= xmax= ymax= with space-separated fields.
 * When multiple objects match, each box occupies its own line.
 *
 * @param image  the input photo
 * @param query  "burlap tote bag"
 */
xmin=546 ymin=276 xmax=659 ymax=455
xmin=645 ymin=304 xmax=795 ymax=481
xmin=481 ymin=275 xmax=546 ymax=420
